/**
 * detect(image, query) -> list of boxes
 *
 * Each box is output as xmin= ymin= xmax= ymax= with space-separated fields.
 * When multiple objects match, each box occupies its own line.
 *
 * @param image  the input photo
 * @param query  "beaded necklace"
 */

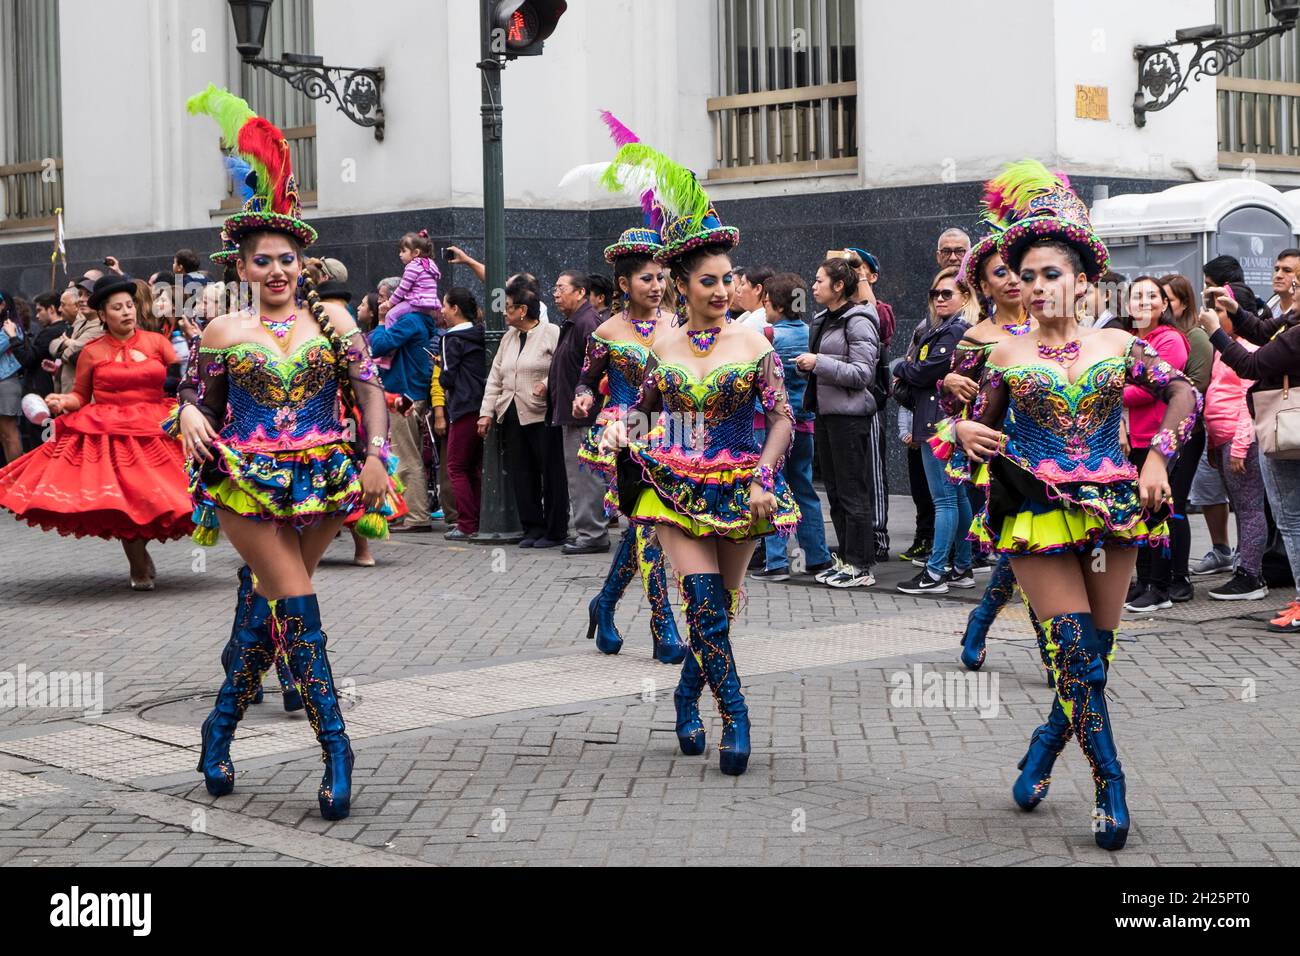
xmin=686 ymin=325 xmax=722 ymax=356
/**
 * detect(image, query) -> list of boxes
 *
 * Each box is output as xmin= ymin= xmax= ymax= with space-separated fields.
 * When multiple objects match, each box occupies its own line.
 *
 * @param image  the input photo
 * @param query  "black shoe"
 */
xmin=1209 ymin=569 xmax=1269 ymax=601
xmin=897 ymin=569 xmax=949 ymax=595
xmin=1168 ymin=577 xmax=1194 ymax=603
xmin=1125 ymin=579 xmax=1144 ymax=604
xmin=444 ymin=528 xmax=471 ymax=541
xmin=748 ymin=550 xmax=766 ymax=570
xmin=518 ymin=538 xmax=536 ymax=549
xmin=390 ymin=522 xmax=433 ymax=534
xmin=971 ymin=554 xmax=994 ymax=573
xmin=1125 ymin=586 xmax=1172 ymax=612
xmin=875 ymin=547 xmax=892 ymax=564
xmin=531 ymin=537 xmax=563 ymax=549
xmin=946 ymin=567 xmax=976 ymax=589
xmin=805 ymin=560 xmax=834 ymax=577
xmin=900 ymin=539 xmax=930 ymax=563
xmin=562 ymin=541 xmax=611 ymax=555
xmin=750 ymin=566 xmax=790 ymax=582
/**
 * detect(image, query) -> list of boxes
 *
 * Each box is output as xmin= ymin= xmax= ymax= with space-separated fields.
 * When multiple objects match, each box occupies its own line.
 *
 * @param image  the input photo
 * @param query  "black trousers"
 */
xmin=815 ymin=414 xmax=876 ymax=569
xmin=503 ymin=405 xmax=569 ymax=542
xmin=908 ymin=444 xmax=935 ymax=540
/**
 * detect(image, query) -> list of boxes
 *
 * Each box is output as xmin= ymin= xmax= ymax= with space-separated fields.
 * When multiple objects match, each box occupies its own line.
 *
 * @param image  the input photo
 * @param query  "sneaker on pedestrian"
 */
xmin=430 ymin=509 xmax=445 ymax=522
xmin=1168 ymin=576 xmax=1194 ymax=603
xmin=1268 ymin=598 xmax=1300 ymax=632
xmin=826 ymin=563 xmax=875 ymax=588
xmin=900 ymin=538 xmax=930 ymax=563
xmin=531 ymin=537 xmax=563 ymax=549
xmin=806 ymin=559 xmax=835 ymax=579
xmin=946 ymin=567 xmax=976 ymax=589
xmin=874 ymin=547 xmax=891 ymax=564
xmin=444 ymin=528 xmax=471 ymax=542
xmin=813 ymin=556 xmax=843 ymax=583
xmin=1190 ymin=544 xmax=1236 ymax=576
xmin=751 ymin=565 xmax=790 ymax=582
xmin=518 ymin=537 xmax=536 ymax=549
xmin=1125 ymin=579 xmax=1144 ymax=604
xmin=1125 ymin=586 xmax=1172 ymax=612
xmin=897 ymin=569 xmax=948 ymax=595
xmin=971 ymin=554 xmax=994 ymax=574
xmin=1209 ymin=569 xmax=1269 ymax=601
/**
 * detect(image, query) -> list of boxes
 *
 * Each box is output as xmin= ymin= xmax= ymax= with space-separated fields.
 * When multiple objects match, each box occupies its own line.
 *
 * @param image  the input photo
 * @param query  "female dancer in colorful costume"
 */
xmin=566 ymin=112 xmax=686 ymax=663
xmin=600 ymin=143 xmax=799 ymax=776
xmin=574 ymin=225 xmax=688 ymax=663
xmin=0 ymin=274 xmax=193 ymax=587
xmin=951 ymin=161 xmax=1200 ymax=850
xmin=936 ymin=227 xmax=1041 ymax=671
xmin=177 ymin=86 xmax=393 ymax=820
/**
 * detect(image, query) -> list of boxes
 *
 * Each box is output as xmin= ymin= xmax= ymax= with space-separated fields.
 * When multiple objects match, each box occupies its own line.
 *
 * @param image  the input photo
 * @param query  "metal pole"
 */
xmin=473 ymin=0 xmax=523 ymax=543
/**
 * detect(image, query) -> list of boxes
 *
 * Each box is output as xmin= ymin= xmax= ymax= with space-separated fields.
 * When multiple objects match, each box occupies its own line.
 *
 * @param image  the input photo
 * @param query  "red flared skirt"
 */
xmin=0 ymin=401 xmax=194 ymax=542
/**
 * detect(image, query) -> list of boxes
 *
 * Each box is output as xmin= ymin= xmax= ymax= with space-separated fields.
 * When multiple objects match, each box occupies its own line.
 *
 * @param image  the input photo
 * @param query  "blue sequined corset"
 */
xmin=602 ymin=337 xmax=652 ymax=409
xmin=207 ymin=337 xmax=348 ymax=452
xmin=1000 ymin=358 xmax=1136 ymax=485
xmin=652 ymin=359 xmax=764 ymax=461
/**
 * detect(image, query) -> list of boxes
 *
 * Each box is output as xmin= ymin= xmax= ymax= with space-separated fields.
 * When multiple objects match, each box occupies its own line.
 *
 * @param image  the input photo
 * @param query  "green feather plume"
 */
xmin=599 ymin=143 xmax=710 ymax=228
xmin=980 ymin=159 xmax=1063 ymax=229
xmin=186 ymin=83 xmax=269 ymax=203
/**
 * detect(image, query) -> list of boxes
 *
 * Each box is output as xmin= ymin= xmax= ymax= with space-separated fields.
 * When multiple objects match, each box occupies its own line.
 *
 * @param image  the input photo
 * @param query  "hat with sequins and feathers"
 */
xmin=984 ymin=159 xmax=1109 ymax=281
xmin=187 ymin=84 xmax=317 ymax=262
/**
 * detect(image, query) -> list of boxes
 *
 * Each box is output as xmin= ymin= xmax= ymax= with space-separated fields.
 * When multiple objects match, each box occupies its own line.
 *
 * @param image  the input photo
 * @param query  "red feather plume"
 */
xmin=236 ymin=117 xmax=296 ymax=215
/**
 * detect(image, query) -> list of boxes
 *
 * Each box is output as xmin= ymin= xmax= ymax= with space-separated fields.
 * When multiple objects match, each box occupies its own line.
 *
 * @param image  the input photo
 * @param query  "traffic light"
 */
xmin=492 ymin=0 xmax=568 ymax=57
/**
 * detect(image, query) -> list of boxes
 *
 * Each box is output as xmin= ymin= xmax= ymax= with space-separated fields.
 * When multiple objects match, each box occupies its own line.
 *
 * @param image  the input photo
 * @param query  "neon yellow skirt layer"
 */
xmin=976 ymin=501 xmax=1167 ymax=556
xmin=632 ymin=488 xmax=776 ymax=541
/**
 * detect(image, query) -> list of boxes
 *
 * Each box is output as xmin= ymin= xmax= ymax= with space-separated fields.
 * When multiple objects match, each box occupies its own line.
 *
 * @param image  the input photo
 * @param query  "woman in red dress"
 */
xmin=0 ymin=274 xmax=193 ymax=588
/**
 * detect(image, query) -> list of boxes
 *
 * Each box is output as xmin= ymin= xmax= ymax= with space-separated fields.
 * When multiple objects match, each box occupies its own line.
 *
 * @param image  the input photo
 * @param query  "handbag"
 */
xmin=1252 ymin=375 xmax=1300 ymax=460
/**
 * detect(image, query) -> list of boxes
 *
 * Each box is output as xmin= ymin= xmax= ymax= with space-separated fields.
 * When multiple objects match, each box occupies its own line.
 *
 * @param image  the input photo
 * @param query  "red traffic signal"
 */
xmin=493 ymin=0 xmax=567 ymax=56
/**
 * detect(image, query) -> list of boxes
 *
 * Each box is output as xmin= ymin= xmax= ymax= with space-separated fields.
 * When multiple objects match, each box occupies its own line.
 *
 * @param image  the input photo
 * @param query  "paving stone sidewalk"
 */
xmin=0 ymin=496 xmax=1296 ymax=866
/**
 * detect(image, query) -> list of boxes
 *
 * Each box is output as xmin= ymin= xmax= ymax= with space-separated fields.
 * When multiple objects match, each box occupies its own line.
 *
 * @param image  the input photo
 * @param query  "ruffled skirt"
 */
xmin=194 ymin=440 xmax=365 ymax=528
xmin=577 ymin=416 xmax=619 ymax=517
xmin=628 ymin=444 xmax=799 ymax=540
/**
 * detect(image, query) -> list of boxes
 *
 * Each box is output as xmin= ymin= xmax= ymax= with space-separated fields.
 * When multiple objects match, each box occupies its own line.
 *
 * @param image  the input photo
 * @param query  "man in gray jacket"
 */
xmin=796 ymin=258 xmax=881 ymax=588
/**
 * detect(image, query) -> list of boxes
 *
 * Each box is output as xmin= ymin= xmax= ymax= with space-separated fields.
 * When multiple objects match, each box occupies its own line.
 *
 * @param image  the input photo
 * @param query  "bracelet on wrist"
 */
xmin=751 ymin=464 xmax=776 ymax=493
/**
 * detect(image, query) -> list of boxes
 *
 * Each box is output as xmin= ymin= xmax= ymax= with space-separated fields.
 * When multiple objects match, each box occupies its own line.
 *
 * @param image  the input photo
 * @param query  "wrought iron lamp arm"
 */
xmin=248 ymin=58 xmax=386 ymax=141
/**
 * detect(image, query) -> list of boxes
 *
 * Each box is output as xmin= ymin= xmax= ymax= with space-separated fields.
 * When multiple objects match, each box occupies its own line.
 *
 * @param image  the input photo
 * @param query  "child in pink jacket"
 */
xmin=377 ymin=229 xmax=442 ymax=369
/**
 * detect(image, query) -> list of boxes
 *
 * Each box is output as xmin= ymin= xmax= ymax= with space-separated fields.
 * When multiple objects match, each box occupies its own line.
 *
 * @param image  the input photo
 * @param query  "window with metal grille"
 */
xmin=0 ymin=0 xmax=62 ymax=230
xmin=222 ymin=0 xmax=318 ymax=205
xmin=1216 ymin=0 xmax=1300 ymax=170
xmin=710 ymin=0 xmax=857 ymax=180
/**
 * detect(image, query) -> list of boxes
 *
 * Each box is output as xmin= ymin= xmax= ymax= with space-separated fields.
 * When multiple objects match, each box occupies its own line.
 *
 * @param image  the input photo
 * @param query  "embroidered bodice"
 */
xmin=970 ymin=337 xmax=1200 ymax=487
xmin=181 ymin=326 xmax=389 ymax=455
xmin=631 ymin=349 xmax=794 ymax=469
xmin=576 ymin=333 xmax=654 ymax=409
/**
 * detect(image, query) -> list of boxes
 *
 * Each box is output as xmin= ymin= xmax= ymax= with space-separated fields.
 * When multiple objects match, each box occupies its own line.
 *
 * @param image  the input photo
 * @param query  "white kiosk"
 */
xmin=1090 ymin=180 xmax=1300 ymax=289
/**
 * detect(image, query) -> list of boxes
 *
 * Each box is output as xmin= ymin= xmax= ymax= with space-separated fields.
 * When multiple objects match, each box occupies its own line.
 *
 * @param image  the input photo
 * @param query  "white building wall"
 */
xmin=3 ymin=0 xmax=1234 ymax=246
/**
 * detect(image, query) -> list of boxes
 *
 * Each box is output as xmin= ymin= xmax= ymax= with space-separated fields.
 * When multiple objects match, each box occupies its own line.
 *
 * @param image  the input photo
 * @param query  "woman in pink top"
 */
xmin=1199 ymin=300 xmax=1268 ymax=600
xmin=1123 ymin=277 xmax=1190 ymax=612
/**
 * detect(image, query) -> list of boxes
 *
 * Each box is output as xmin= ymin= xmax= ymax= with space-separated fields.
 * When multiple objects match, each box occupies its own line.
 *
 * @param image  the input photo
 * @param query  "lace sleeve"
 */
xmin=341 ymin=328 xmax=391 ymax=461
xmin=938 ymin=340 xmax=990 ymax=418
xmin=575 ymin=335 xmax=610 ymax=400
xmin=189 ymin=347 xmax=229 ymax=431
xmin=754 ymin=349 xmax=794 ymax=482
xmin=1126 ymin=337 xmax=1202 ymax=461
xmin=630 ymin=351 xmax=663 ymax=418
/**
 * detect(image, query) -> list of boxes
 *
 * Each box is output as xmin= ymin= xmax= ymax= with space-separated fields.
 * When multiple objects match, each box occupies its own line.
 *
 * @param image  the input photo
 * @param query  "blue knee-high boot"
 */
xmin=587 ymin=530 xmax=638 ymax=655
xmin=278 ymin=595 xmax=354 ymax=821
xmin=960 ymin=554 xmax=1017 ymax=670
xmin=222 ymin=566 xmax=264 ymax=705
xmin=679 ymin=574 xmax=750 ymax=775
xmin=636 ymin=527 xmax=688 ymax=664
xmin=222 ymin=566 xmax=304 ymax=712
xmin=198 ymin=594 xmax=275 ymax=796
xmin=1041 ymin=613 xmax=1130 ymax=851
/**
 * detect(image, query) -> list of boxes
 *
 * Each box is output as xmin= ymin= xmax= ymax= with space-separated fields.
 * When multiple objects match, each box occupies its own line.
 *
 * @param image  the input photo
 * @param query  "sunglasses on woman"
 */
xmin=928 ymin=289 xmax=956 ymax=302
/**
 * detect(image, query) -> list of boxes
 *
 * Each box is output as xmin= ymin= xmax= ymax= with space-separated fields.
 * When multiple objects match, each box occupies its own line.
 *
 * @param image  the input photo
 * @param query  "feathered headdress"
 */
xmin=599 ymin=140 xmax=737 ymax=263
xmin=187 ymin=84 xmax=316 ymax=253
xmin=984 ymin=159 xmax=1107 ymax=280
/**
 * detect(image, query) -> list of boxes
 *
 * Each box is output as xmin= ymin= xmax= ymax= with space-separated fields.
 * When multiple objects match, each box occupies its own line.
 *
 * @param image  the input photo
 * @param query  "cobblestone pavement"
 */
xmin=0 ymin=496 xmax=1296 ymax=866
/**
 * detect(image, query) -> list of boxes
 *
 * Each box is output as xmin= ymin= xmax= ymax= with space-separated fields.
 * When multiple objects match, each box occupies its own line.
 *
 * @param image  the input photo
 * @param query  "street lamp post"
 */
xmin=471 ymin=1 xmax=523 ymax=543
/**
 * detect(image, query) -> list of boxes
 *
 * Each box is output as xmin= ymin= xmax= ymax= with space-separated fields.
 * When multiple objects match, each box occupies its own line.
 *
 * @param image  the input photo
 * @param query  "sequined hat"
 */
xmin=188 ymin=84 xmax=318 ymax=263
xmin=957 ymin=232 xmax=1002 ymax=289
xmin=604 ymin=226 xmax=663 ymax=263
xmin=983 ymin=159 xmax=1109 ymax=281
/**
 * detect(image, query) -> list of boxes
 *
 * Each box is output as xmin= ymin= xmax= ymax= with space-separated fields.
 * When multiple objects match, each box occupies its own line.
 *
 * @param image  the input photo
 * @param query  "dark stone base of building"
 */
xmin=0 ymin=174 xmax=1178 ymax=488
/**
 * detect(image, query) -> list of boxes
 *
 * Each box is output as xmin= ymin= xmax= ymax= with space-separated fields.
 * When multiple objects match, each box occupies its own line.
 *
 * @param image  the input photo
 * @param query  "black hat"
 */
xmin=87 ymin=274 xmax=138 ymax=311
xmin=316 ymin=279 xmax=352 ymax=304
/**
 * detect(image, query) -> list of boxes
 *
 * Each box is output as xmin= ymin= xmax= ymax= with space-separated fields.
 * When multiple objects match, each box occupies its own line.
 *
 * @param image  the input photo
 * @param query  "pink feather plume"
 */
xmin=599 ymin=109 xmax=640 ymax=147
